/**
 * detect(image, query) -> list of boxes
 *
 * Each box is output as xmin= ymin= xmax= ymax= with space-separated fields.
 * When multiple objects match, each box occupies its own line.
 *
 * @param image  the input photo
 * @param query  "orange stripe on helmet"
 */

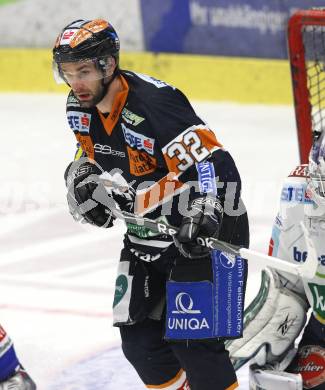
xmin=83 ymin=19 xmax=109 ymax=33
xmin=69 ymin=19 xmax=109 ymax=48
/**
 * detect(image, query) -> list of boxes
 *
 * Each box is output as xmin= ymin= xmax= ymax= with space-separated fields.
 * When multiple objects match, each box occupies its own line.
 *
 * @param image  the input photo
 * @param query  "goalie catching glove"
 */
xmin=173 ymin=196 xmax=223 ymax=259
xmin=65 ymin=158 xmax=115 ymax=228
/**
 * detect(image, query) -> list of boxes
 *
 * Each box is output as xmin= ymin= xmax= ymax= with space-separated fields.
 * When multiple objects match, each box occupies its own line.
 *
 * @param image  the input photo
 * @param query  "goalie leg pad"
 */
xmin=249 ymin=364 xmax=303 ymax=390
xmin=226 ymin=268 xmax=308 ymax=369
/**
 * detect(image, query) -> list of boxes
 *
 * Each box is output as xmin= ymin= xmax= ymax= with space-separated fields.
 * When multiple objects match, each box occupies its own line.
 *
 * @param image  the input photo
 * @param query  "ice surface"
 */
xmin=0 ymin=94 xmax=298 ymax=389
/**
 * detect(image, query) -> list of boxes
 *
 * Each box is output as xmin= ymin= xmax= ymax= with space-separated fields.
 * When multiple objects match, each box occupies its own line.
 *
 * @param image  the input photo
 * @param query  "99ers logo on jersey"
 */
xmin=67 ymin=111 xmax=92 ymax=133
xmin=295 ymin=345 xmax=325 ymax=389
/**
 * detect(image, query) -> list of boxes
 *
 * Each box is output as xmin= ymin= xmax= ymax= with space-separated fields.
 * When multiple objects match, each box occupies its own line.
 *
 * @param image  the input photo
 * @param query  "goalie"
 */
xmin=227 ymin=131 xmax=325 ymax=390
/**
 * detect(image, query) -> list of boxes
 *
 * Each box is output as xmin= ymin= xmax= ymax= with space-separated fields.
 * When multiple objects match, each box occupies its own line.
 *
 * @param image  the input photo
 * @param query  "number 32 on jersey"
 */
xmin=162 ymin=126 xmax=222 ymax=175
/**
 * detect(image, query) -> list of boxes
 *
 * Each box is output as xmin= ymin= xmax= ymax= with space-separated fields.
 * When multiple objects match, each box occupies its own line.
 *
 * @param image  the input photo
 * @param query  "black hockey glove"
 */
xmin=174 ymin=196 xmax=223 ymax=259
xmin=65 ymin=159 xmax=115 ymax=228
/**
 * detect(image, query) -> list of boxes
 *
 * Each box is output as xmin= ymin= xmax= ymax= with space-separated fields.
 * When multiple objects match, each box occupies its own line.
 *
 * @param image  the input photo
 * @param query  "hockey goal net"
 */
xmin=288 ymin=8 xmax=325 ymax=163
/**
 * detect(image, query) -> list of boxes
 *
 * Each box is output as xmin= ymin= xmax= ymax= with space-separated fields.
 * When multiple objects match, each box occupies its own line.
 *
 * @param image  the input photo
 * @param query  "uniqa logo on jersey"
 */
xmin=165 ymin=281 xmax=214 ymax=340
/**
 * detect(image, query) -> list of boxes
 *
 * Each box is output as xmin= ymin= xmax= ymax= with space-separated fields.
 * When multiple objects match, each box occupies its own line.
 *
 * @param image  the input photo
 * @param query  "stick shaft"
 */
xmin=111 ymin=208 xmax=316 ymax=278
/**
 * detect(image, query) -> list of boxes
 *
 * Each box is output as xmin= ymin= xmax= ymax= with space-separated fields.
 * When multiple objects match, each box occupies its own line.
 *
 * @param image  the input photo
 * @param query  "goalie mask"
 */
xmin=308 ymin=131 xmax=325 ymax=206
xmin=52 ymin=19 xmax=120 ymax=85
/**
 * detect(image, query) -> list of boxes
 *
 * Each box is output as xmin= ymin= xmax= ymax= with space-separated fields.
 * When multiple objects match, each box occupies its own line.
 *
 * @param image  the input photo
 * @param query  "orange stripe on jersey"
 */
xmin=163 ymin=151 xmax=185 ymax=177
xmin=226 ymin=381 xmax=239 ymax=390
xmin=162 ymin=125 xmax=222 ymax=177
xmin=135 ymin=172 xmax=185 ymax=215
xmin=76 ymin=134 xmax=94 ymax=160
xmin=196 ymin=128 xmax=222 ymax=152
xmin=97 ymin=75 xmax=129 ymax=136
xmin=146 ymin=369 xmax=185 ymax=389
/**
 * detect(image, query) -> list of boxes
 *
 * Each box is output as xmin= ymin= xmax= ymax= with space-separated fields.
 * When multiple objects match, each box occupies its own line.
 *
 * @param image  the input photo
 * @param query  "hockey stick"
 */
xmin=97 ymin=197 xmax=317 ymax=279
xmin=79 ymin=179 xmax=318 ymax=279
xmin=238 ymin=221 xmax=318 ymax=280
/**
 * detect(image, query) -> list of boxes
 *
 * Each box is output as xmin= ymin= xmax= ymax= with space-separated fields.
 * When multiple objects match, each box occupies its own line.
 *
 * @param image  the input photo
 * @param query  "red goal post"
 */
xmin=288 ymin=8 xmax=325 ymax=163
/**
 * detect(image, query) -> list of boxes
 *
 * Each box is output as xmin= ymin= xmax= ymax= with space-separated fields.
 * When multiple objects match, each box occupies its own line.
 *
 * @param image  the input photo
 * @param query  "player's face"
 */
xmin=60 ymin=61 xmax=105 ymax=107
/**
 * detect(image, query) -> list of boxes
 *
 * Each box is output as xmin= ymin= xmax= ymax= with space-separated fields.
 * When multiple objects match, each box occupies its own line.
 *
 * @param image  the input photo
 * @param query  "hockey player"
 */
xmin=53 ymin=19 xmax=249 ymax=390
xmin=227 ymin=131 xmax=325 ymax=389
xmin=0 ymin=324 xmax=36 ymax=390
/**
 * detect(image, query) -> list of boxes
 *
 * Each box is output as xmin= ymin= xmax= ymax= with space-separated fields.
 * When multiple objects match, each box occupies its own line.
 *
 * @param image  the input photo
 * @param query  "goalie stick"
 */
xmin=92 ymin=193 xmax=318 ymax=279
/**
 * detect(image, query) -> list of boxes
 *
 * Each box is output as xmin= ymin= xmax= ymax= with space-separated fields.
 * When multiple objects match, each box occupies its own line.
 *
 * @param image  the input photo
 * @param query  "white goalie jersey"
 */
xmin=270 ymin=163 xmax=325 ymax=326
xmin=227 ymin=163 xmax=325 ymax=389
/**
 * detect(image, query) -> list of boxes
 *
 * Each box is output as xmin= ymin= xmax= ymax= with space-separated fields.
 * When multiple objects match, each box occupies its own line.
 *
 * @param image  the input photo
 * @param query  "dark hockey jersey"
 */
xmin=66 ymin=71 xmax=248 ymax=258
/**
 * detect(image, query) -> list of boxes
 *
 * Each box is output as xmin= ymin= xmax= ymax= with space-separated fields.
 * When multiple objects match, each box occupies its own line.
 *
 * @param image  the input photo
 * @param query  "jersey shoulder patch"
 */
xmin=65 ymin=93 xmax=93 ymax=134
xmin=288 ymin=164 xmax=309 ymax=178
xmin=67 ymin=110 xmax=92 ymax=134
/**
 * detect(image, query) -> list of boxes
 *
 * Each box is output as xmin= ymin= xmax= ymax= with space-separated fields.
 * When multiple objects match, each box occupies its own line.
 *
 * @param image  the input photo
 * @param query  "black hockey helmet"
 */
xmin=52 ymin=19 xmax=120 ymax=84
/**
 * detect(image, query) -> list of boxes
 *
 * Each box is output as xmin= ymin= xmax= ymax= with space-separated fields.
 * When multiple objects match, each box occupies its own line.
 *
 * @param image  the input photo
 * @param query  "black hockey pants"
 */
xmin=120 ymin=318 xmax=238 ymax=390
